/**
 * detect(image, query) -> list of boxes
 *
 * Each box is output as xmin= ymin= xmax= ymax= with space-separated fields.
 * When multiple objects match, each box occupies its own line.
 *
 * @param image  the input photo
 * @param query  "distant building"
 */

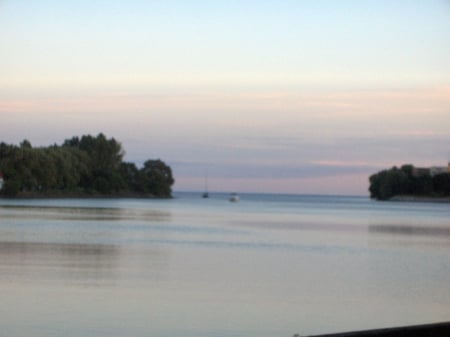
xmin=430 ymin=166 xmax=449 ymax=177
xmin=412 ymin=167 xmax=430 ymax=177
xmin=412 ymin=162 xmax=450 ymax=177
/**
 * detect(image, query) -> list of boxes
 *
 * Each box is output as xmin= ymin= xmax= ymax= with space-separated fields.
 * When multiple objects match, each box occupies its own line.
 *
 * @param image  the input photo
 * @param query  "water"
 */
xmin=0 ymin=193 xmax=449 ymax=337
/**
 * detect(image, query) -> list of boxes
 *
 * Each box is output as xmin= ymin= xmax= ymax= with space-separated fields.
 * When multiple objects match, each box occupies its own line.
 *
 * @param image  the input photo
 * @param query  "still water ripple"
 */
xmin=0 ymin=193 xmax=449 ymax=337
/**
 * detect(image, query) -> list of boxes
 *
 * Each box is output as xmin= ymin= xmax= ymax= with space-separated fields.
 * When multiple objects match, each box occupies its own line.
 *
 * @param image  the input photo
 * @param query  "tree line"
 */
xmin=0 ymin=134 xmax=174 ymax=198
xmin=369 ymin=164 xmax=450 ymax=200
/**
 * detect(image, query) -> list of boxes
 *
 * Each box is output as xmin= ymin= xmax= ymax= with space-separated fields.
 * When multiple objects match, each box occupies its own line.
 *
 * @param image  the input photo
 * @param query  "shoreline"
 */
xmin=0 ymin=191 xmax=172 ymax=199
xmin=389 ymin=195 xmax=450 ymax=203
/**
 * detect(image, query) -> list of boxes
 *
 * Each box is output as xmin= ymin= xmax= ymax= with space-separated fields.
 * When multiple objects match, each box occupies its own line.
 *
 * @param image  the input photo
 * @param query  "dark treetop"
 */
xmin=0 ymin=133 xmax=174 ymax=198
xmin=369 ymin=164 xmax=450 ymax=201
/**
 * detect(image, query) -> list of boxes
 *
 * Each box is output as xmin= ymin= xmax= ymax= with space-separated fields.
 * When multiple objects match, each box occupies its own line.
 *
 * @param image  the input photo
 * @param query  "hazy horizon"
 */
xmin=1 ymin=1 xmax=449 ymax=195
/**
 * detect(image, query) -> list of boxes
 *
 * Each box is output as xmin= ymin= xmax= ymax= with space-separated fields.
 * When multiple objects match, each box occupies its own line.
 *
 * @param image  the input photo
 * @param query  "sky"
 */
xmin=0 ymin=0 xmax=449 ymax=195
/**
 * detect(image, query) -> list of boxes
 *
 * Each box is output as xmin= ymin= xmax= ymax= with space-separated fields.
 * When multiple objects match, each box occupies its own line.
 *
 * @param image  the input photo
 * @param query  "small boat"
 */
xmin=202 ymin=171 xmax=209 ymax=198
xmin=229 ymin=193 xmax=239 ymax=202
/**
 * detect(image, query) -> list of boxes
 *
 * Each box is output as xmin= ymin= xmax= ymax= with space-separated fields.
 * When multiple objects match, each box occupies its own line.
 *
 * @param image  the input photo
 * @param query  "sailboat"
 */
xmin=202 ymin=171 xmax=209 ymax=198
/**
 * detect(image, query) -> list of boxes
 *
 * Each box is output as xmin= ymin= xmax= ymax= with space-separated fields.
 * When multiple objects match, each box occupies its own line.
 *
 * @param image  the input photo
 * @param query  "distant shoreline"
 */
xmin=389 ymin=195 xmax=450 ymax=203
xmin=0 ymin=191 xmax=171 ymax=199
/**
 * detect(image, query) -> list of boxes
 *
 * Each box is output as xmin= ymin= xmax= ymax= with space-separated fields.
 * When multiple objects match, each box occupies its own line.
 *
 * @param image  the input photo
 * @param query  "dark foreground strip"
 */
xmin=301 ymin=321 xmax=450 ymax=337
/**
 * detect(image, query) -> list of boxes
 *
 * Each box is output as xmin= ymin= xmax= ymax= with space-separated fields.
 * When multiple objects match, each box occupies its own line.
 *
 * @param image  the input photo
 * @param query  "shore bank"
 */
xmin=0 ymin=191 xmax=171 ymax=199
xmin=389 ymin=195 xmax=450 ymax=203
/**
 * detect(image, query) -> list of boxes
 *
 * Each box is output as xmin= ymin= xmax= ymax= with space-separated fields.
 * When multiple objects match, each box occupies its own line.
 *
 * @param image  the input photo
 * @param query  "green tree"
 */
xmin=65 ymin=133 xmax=125 ymax=193
xmin=432 ymin=173 xmax=450 ymax=196
xmin=369 ymin=167 xmax=407 ymax=200
xmin=137 ymin=159 xmax=174 ymax=197
xmin=119 ymin=162 xmax=139 ymax=190
xmin=369 ymin=164 xmax=449 ymax=200
xmin=0 ymin=134 xmax=173 ymax=198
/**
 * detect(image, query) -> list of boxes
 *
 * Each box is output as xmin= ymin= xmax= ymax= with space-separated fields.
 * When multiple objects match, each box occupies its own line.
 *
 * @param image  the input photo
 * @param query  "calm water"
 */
xmin=0 ymin=193 xmax=449 ymax=337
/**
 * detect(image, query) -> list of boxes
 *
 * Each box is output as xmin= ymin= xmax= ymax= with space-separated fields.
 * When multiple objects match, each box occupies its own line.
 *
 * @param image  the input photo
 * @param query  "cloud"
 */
xmin=171 ymin=159 xmax=380 ymax=180
xmin=1 ymin=85 xmax=448 ymax=194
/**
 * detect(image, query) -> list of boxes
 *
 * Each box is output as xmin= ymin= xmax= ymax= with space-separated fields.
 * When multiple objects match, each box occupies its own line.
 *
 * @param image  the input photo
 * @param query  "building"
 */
xmin=412 ymin=167 xmax=430 ymax=177
xmin=430 ymin=166 xmax=449 ymax=177
xmin=412 ymin=162 xmax=450 ymax=177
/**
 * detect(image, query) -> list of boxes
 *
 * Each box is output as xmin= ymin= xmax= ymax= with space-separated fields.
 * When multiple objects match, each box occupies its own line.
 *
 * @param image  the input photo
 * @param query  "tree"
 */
xmin=119 ymin=162 xmax=139 ymax=190
xmin=369 ymin=167 xmax=407 ymax=200
xmin=64 ymin=133 xmax=126 ymax=193
xmin=432 ymin=173 xmax=450 ymax=196
xmin=20 ymin=139 xmax=32 ymax=149
xmin=137 ymin=159 xmax=174 ymax=197
xmin=0 ymin=134 xmax=173 ymax=198
xmin=369 ymin=164 xmax=450 ymax=200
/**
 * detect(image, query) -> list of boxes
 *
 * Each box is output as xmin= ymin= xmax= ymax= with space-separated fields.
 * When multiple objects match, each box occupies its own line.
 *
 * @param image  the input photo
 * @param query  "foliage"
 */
xmin=369 ymin=164 xmax=450 ymax=200
xmin=0 ymin=134 xmax=174 ymax=198
xmin=136 ymin=160 xmax=174 ymax=197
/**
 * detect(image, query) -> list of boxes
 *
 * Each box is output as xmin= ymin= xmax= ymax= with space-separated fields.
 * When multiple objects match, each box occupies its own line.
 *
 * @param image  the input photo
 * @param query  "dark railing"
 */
xmin=296 ymin=321 xmax=450 ymax=337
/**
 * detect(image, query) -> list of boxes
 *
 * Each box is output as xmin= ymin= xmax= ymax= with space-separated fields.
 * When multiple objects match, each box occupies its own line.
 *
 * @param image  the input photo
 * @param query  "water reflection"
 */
xmin=0 ymin=205 xmax=171 ymax=222
xmin=0 ymin=197 xmax=450 ymax=337
xmin=369 ymin=224 xmax=450 ymax=237
xmin=0 ymin=241 xmax=169 ymax=286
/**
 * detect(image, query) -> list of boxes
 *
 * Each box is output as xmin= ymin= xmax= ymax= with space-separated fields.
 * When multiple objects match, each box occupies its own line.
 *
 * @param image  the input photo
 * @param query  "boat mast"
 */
xmin=202 ymin=170 xmax=209 ymax=198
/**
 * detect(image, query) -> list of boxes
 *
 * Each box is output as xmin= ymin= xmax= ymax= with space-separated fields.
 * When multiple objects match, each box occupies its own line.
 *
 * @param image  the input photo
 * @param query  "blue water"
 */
xmin=0 ymin=193 xmax=449 ymax=337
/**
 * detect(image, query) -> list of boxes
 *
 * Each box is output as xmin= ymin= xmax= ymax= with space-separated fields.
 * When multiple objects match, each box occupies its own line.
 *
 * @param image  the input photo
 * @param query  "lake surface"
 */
xmin=0 ymin=193 xmax=449 ymax=337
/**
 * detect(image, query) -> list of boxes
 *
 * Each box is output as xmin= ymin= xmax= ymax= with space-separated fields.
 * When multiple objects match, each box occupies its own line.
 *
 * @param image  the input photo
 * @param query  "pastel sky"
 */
xmin=1 ymin=0 xmax=449 ymax=195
